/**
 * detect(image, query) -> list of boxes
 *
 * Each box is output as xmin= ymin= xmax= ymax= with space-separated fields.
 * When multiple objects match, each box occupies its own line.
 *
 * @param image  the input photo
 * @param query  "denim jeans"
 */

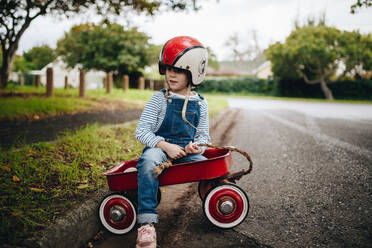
xmin=136 ymin=147 xmax=207 ymax=224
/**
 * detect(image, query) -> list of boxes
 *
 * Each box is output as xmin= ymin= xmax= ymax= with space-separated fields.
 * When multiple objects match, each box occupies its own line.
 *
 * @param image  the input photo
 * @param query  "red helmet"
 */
xmin=158 ymin=36 xmax=208 ymax=85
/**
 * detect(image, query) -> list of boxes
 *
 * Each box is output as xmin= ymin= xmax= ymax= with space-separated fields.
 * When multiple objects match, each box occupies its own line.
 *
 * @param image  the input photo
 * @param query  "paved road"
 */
xmin=90 ymin=99 xmax=372 ymax=248
xmin=228 ymin=98 xmax=372 ymax=248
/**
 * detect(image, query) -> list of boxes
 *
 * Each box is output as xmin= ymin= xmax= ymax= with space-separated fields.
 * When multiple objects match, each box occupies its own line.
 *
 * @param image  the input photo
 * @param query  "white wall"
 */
xmin=39 ymin=58 xmax=106 ymax=89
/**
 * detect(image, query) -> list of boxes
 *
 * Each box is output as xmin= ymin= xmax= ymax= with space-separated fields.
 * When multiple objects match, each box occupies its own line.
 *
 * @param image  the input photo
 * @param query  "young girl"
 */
xmin=134 ymin=36 xmax=210 ymax=248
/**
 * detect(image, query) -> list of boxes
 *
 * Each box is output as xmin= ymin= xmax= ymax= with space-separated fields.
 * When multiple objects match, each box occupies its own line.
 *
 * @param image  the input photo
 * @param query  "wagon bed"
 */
xmin=104 ymin=148 xmax=232 ymax=191
xmin=99 ymin=147 xmax=251 ymax=234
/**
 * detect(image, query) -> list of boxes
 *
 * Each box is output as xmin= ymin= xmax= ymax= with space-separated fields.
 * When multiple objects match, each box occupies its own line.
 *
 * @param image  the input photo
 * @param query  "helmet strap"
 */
xmin=164 ymin=76 xmax=197 ymax=130
xmin=164 ymin=77 xmax=170 ymax=98
xmin=181 ymin=84 xmax=197 ymax=130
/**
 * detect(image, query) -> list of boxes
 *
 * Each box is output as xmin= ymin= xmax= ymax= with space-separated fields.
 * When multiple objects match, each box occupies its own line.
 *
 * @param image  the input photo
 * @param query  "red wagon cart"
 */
xmin=99 ymin=146 xmax=252 ymax=234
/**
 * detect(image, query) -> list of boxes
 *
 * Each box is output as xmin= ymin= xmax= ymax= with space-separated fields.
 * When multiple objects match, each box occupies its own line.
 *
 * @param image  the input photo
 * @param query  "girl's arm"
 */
xmin=135 ymin=93 xmax=165 ymax=148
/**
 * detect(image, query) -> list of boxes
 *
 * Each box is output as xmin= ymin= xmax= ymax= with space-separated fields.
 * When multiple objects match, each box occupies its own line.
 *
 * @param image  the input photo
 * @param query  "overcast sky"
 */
xmin=18 ymin=0 xmax=372 ymax=61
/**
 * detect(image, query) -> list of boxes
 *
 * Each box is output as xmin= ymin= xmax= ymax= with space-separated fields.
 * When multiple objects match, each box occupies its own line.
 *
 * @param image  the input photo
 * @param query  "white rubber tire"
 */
xmin=203 ymin=183 xmax=249 ymax=229
xmin=99 ymin=194 xmax=136 ymax=234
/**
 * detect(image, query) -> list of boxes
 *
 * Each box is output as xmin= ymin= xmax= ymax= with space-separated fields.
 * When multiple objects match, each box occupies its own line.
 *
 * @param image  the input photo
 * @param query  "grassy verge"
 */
xmin=203 ymin=93 xmax=229 ymax=119
xmin=0 ymin=85 xmax=228 ymax=121
xmin=0 ymin=86 xmax=154 ymax=121
xmin=0 ymin=122 xmax=144 ymax=246
xmin=0 ymin=96 xmax=97 ymax=120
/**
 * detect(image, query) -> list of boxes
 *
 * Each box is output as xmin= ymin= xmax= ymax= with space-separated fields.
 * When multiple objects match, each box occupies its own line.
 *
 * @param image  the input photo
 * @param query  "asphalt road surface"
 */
xmin=227 ymin=98 xmax=372 ymax=248
xmin=91 ymin=99 xmax=372 ymax=248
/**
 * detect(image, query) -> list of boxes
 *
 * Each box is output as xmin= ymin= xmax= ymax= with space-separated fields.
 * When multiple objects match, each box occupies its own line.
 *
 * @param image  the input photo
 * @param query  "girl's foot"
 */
xmin=136 ymin=223 xmax=156 ymax=248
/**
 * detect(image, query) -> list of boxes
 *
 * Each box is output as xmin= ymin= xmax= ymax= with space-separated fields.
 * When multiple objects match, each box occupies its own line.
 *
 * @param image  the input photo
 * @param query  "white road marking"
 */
xmin=258 ymin=110 xmax=372 ymax=160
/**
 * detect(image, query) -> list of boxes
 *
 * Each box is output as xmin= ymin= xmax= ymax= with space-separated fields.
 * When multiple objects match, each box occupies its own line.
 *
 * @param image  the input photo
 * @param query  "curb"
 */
xmin=25 ymin=187 xmax=110 ymax=248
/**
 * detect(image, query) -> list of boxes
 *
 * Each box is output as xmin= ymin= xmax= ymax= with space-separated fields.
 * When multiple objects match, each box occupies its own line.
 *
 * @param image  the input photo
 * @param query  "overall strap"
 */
xmin=197 ymin=93 xmax=204 ymax=100
xmin=160 ymin=88 xmax=169 ymax=98
xmin=161 ymin=88 xmax=203 ymax=101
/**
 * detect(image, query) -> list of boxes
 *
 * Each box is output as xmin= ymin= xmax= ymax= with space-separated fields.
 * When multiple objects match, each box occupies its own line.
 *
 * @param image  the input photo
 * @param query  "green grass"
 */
xmin=3 ymin=84 xmax=155 ymax=101
xmin=0 ymin=96 xmax=96 ymax=120
xmin=203 ymin=94 xmax=229 ymax=118
xmin=0 ymin=85 xmax=228 ymax=121
xmin=0 ymin=86 xmax=155 ymax=121
xmin=0 ymin=122 xmax=144 ymax=246
xmin=87 ymin=88 xmax=154 ymax=102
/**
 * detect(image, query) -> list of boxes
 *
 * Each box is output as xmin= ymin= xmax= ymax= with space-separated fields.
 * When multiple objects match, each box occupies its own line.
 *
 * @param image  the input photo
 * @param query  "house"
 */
xmin=206 ymin=65 xmax=242 ymax=77
xmin=207 ymin=52 xmax=268 ymax=77
xmin=254 ymin=61 xmax=273 ymax=79
xmin=30 ymin=57 xmax=106 ymax=89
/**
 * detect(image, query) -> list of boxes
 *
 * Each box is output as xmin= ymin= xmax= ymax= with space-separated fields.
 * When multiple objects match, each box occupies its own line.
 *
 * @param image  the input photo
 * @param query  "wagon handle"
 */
xmin=198 ymin=143 xmax=253 ymax=175
xmin=153 ymin=143 xmax=253 ymax=178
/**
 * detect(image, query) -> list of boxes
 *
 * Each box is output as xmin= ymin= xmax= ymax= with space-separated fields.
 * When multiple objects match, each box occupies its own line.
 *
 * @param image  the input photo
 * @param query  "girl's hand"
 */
xmin=156 ymin=141 xmax=186 ymax=160
xmin=185 ymin=141 xmax=201 ymax=154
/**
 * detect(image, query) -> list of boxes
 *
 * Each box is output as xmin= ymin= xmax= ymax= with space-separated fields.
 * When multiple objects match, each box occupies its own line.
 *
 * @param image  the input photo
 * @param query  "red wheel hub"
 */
xmin=208 ymin=189 xmax=244 ymax=223
xmin=103 ymin=198 xmax=135 ymax=229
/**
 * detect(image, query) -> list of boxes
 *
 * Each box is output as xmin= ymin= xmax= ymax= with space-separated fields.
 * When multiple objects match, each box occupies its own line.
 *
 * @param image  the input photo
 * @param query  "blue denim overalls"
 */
xmin=136 ymin=90 xmax=207 ymax=224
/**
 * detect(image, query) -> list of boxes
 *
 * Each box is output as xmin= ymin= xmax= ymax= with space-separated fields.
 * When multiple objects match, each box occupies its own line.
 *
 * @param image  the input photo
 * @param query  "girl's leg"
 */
xmin=136 ymin=147 xmax=167 ymax=224
xmin=173 ymin=153 xmax=207 ymax=164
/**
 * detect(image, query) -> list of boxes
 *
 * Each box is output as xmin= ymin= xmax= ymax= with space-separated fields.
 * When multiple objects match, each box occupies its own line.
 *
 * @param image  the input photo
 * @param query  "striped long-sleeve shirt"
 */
xmin=135 ymin=90 xmax=210 ymax=153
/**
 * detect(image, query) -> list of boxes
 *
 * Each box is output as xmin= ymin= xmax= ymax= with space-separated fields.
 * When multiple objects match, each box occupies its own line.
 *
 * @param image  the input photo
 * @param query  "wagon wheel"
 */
xmin=203 ymin=183 xmax=249 ymax=229
xmin=99 ymin=193 xmax=137 ymax=234
xmin=198 ymin=180 xmax=215 ymax=200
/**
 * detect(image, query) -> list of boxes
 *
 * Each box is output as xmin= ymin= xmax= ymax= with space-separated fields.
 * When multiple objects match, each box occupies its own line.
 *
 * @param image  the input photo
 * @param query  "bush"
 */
xmin=330 ymin=79 xmax=372 ymax=100
xmin=276 ymin=78 xmax=372 ymax=100
xmin=198 ymin=77 xmax=277 ymax=95
xmin=198 ymin=76 xmax=372 ymax=100
xmin=276 ymin=79 xmax=324 ymax=98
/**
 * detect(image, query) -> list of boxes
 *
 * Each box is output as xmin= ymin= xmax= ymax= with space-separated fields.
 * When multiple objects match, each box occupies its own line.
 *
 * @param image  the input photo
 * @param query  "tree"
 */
xmin=57 ymin=22 xmax=154 ymax=76
xmin=351 ymin=0 xmax=372 ymax=13
xmin=267 ymin=24 xmax=372 ymax=100
xmin=146 ymin=44 xmax=163 ymax=65
xmin=12 ymin=55 xmax=33 ymax=72
xmin=0 ymin=0 xmax=202 ymax=89
xmin=224 ymin=29 xmax=262 ymax=61
xmin=23 ymin=45 xmax=56 ymax=70
xmin=206 ymin=47 xmax=220 ymax=70
xmin=339 ymin=31 xmax=372 ymax=79
xmin=267 ymin=25 xmax=341 ymax=100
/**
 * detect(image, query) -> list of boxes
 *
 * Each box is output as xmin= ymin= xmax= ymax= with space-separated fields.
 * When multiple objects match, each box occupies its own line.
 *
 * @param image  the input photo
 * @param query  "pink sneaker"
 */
xmin=136 ymin=224 xmax=157 ymax=248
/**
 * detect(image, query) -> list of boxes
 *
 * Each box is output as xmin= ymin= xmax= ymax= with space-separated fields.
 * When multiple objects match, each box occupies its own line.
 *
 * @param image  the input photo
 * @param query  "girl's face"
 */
xmin=165 ymin=66 xmax=189 ymax=95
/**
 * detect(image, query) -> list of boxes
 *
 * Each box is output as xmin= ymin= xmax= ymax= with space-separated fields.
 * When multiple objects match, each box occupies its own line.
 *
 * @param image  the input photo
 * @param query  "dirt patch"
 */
xmin=209 ymin=108 xmax=241 ymax=145
xmin=0 ymin=91 xmax=46 ymax=98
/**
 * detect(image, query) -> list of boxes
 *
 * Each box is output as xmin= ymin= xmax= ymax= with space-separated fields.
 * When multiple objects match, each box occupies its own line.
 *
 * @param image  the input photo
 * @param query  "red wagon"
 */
xmin=99 ymin=147 xmax=252 ymax=234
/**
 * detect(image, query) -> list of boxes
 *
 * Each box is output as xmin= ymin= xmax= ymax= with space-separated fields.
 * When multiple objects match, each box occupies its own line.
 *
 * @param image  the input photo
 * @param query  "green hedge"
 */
xmin=198 ymin=77 xmax=372 ymax=100
xmin=198 ymin=77 xmax=277 ymax=95
xmin=277 ymin=78 xmax=372 ymax=100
